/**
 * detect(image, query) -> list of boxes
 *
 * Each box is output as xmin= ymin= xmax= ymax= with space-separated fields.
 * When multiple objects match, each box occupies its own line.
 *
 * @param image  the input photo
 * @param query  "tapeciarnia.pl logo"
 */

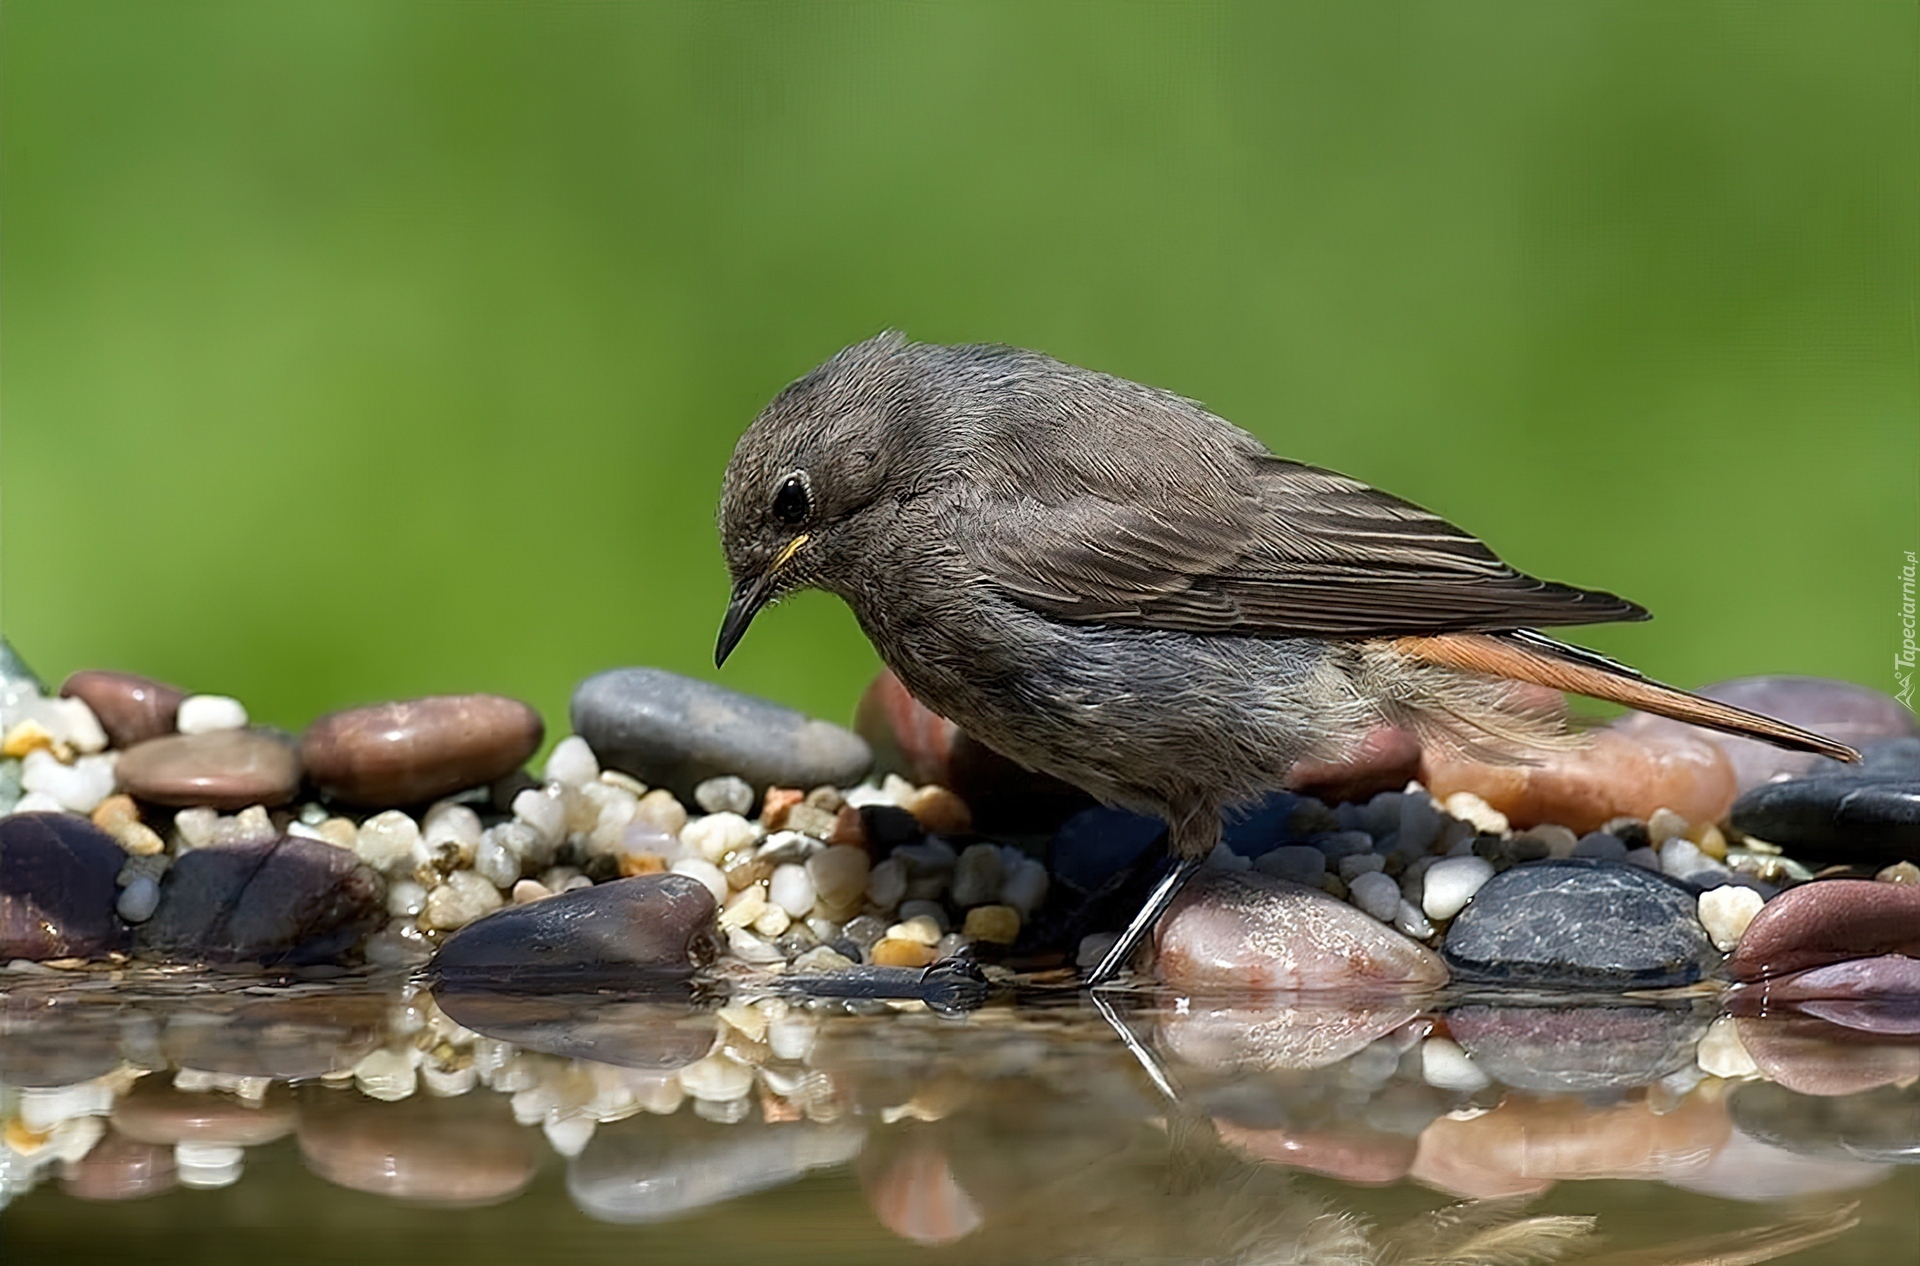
xmin=1899 ymin=550 xmax=1916 ymax=709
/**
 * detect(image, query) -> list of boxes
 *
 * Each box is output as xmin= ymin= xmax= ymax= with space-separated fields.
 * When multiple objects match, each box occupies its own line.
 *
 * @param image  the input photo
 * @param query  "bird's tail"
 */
xmin=1391 ymin=630 xmax=1861 ymax=763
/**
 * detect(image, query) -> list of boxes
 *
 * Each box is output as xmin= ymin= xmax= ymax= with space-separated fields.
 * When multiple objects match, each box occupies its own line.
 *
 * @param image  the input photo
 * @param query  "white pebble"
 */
xmin=355 ymin=810 xmax=421 ymax=872
xmin=694 ymin=775 xmax=754 ymax=816
xmin=1661 ymin=838 xmax=1729 ymax=882
xmin=632 ymin=789 xmax=688 ymax=836
xmin=1698 ymin=885 xmax=1765 ymax=951
xmin=543 ymin=1115 xmax=596 ymax=1157
xmin=9 ymin=696 xmax=108 ymax=753
xmin=387 ymin=878 xmax=428 ymax=917
xmin=422 ymin=801 xmax=483 ymax=854
xmin=422 ymin=1063 xmax=478 ymax=1097
xmin=512 ymin=785 xmax=568 ymax=847
xmin=20 ymin=749 xmax=117 ymax=814
xmin=1442 ymin=791 xmax=1508 ymax=836
xmin=175 ymin=694 xmax=248 ymax=734
xmin=474 ymin=832 xmax=521 ymax=889
xmin=1421 ymin=1038 xmax=1490 ymax=1092
xmin=1648 ymin=807 xmax=1690 ymax=844
xmin=510 ymin=878 xmax=552 ymax=904
xmin=1393 ymin=900 xmax=1434 ymax=940
xmin=12 ymin=790 xmax=65 ymax=815
xmin=752 ymin=905 xmax=792 ymax=937
xmin=897 ymin=899 xmax=950 ymax=932
xmin=678 ymin=1053 xmax=755 ymax=1101
xmin=768 ymin=863 xmax=817 ymax=917
xmin=1000 ymin=857 xmax=1049 ymax=917
xmin=353 ymin=1048 xmax=420 ymax=1101
xmin=682 ymin=811 xmax=756 ymax=863
xmin=285 ymin=820 xmax=328 ymax=842
xmin=543 ymin=735 xmax=599 ymax=787
xmin=116 ymin=874 xmax=160 ymax=923
xmin=1348 ymin=871 xmax=1402 ymax=922
xmin=790 ymin=945 xmax=855 ymax=972
xmin=950 ymin=842 xmax=1005 ymax=906
xmin=725 ymin=926 xmax=785 ymax=963
xmin=1421 ymin=855 xmax=1495 ymax=921
xmin=805 ymin=846 xmax=869 ymax=910
xmin=1696 ymin=1014 xmax=1759 ymax=1079
xmin=420 ymin=870 xmax=504 ymax=930
xmin=1255 ymin=844 xmax=1326 ymax=884
xmin=175 ymin=1142 xmax=245 ymax=1189
xmin=890 ymin=914 xmax=944 ymax=946
xmin=669 ymin=858 xmax=728 ymax=903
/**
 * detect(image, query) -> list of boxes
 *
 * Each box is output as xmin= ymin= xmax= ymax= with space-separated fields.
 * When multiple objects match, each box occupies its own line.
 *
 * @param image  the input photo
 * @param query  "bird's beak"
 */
xmin=714 ymin=534 xmax=808 ymax=668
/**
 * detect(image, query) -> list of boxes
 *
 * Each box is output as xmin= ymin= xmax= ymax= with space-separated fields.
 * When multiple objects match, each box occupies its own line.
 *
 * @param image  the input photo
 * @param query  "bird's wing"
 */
xmin=953 ymin=456 xmax=1647 ymax=637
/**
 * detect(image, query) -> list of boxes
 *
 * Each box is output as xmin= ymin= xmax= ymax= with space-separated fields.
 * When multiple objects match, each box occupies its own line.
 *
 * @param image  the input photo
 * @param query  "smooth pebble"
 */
xmin=175 ymin=695 xmax=248 ymax=735
xmin=1421 ymin=856 xmax=1495 ymax=921
xmin=1349 ymin=871 xmax=1401 ymax=922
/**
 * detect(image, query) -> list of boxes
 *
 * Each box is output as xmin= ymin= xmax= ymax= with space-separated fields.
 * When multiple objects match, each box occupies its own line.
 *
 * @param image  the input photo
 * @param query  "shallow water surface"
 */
xmin=1 ymin=971 xmax=1914 ymax=1264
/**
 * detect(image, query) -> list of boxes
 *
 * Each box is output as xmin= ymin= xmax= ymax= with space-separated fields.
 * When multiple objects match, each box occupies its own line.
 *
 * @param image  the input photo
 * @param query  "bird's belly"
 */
xmin=854 ymin=594 xmax=1366 ymax=814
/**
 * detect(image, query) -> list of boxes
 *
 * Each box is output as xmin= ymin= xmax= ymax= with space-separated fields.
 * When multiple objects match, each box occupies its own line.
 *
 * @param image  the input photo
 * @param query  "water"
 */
xmin=1 ymin=970 xmax=1913 ymax=1263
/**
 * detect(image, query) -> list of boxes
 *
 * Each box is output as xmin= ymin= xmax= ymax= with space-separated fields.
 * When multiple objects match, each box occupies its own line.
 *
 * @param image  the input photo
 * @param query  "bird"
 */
xmin=713 ymin=332 xmax=1859 ymax=985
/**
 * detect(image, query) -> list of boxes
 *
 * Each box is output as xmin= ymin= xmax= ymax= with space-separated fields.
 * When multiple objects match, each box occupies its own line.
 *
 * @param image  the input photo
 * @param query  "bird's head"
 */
xmin=715 ymin=331 xmax=916 ymax=667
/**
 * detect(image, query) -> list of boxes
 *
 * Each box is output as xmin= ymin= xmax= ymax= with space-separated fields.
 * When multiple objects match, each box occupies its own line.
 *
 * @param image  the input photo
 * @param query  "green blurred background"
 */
xmin=3 ymin=1 xmax=1915 ymax=739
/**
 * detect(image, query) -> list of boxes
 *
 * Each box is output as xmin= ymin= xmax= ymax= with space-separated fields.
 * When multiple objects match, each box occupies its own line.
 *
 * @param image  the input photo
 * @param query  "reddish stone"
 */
xmin=1285 ymin=726 xmax=1422 ymax=804
xmin=59 ymin=670 xmax=187 ymax=749
xmin=302 ymin=694 xmax=543 ymax=807
xmin=1421 ymin=726 xmax=1735 ymax=834
xmin=1214 ymin=1121 xmax=1416 ymax=1184
xmin=298 ymin=1091 xmax=538 ymax=1206
xmin=1736 ymin=1014 xmax=1920 ymax=1097
xmin=116 ymin=729 xmax=302 ymax=810
xmin=1725 ymin=879 xmax=1920 ymax=983
xmin=111 ymin=1081 xmax=295 ymax=1146
xmin=59 ymin=1130 xmax=177 ymax=1201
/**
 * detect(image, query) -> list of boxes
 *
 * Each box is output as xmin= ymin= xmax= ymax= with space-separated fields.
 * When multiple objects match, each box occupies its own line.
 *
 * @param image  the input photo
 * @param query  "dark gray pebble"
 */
xmin=1729 ymin=1080 xmax=1920 ymax=1165
xmin=430 ymin=874 xmax=716 ymax=989
xmin=1441 ymin=858 xmax=1717 ymax=989
xmin=136 ymin=836 xmax=383 ymax=966
xmin=0 ymin=812 xmax=129 ymax=961
xmin=432 ymin=992 xmax=714 ymax=1070
xmin=1730 ymin=745 xmax=1920 ymax=866
xmin=1445 ymin=1004 xmax=1706 ymax=1093
xmin=571 ymin=667 xmax=871 ymax=801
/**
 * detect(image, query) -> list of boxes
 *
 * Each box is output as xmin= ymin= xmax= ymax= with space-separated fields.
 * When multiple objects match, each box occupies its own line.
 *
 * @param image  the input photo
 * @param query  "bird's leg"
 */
xmin=1085 ymin=855 xmax=1203 ymax=988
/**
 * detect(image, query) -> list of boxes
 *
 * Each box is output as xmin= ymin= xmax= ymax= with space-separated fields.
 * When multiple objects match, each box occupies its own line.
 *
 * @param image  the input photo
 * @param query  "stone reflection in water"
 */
xmin=570 ymin=1114 xmax=864 ymax=1223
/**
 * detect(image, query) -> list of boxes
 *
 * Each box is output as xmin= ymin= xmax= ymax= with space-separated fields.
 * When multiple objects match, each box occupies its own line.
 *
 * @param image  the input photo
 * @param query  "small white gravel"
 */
xmin=1698 ymin=885 xmax=1766 ymax=951
xmin=1661 ymin=838 xmax=1730 ymax=883
xmin=768 ymin=863 xmax=817 ymax=917
xmin=20 ymin=749 xmax=117 ymax=814
xmin=1442 ymin=791 xmax=1508 ymax=835
xmin=543 ymin=1115 xmax=596 ymax=1157
xmin=420 ymin=871 xmax=503 ymax=930
xmin=1348 ymin=871 xmax=1401 ymax=922
xmin=353 ymin=1048 xmax=420 ymax=1102
xmin=1393 ymin=900 xmax=1434 ymax=940
xmin=354 ymin=810 xmax=419 ymax=872
xmin=1421 ymin=855 xmax=1495 ymax=921
xmin=682 ymin=812 xmax=755 ymax=863
xmin=805 ymin=846 xmax=869 ymax=910
xmin=12 ymin=790 xmax=66 ymax=815
xmin=175 ymin=694 xmax=248 ymax=734
xmin=1696 ymin=1014 xmax=1759 ymax=1079
xmin=1648 ymin=807 xmax=1690 ymax=844
xmin=512 ymin=786 xmax=568 ymax=847
xmin=669 ymin=858 xmax=727 ymax=903
xmin=542 ymin=735 xmax=600 ymax=787
xmin=694 ymin=775 xmax=754 ymax=816
xmin=1421 ymin=1037 xmax=1491 ymax=1092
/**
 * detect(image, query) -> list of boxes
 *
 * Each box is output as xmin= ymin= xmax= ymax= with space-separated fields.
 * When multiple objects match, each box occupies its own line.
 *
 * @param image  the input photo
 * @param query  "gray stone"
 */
xmin=568 ymin=1115 xmax=865 ymax=1223
xmin=571 ymin=668 xmax=871 ymax=801
xmin=136 ymin=836 xmax=383 ymax=965
xmin=1729 ymin=742 xmax=1920 ymax=865
xmin=430 ymin=873 xmax=716 ymax=988
xmin=1729 ymin=1080 xmax=1920 ymax=1165
xmin=1445 ymin=1004 xmax=1707 ymax=1093
xmin=432 ymin=992 xmax=714 ymax=1069
xmin=1441 ymin=858 xmax=1718 ymax=988
xmin=0 ymin=812 xmax=129 ymax=960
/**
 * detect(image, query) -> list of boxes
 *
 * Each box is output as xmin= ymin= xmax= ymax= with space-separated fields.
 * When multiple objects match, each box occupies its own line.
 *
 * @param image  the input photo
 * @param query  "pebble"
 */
xmin=904 ymin=785 xmax=971 ymax=835
xmin=949 ymin=841 xmax=1003 ymax=906
xmin=1254 ymin=844 xmax=1326 ymax=884
xmin=1420 ymin=1038 xmax=1491 ymax=1093
xmin=0 ymin=812 xmax=129 ymax=960
xmin=421 ymin=871 xmax=505 ymax=931
xmin=1442 ymin=792 xmax=1508 ymax=836
xmin=1750 ymin=954 xmax=1920 ymax=1008
xmin=1572 ymin=831 xmax=1627 ymax=861
xmin=1422 ymin=727 xmax=1735 ymax=835
xmin=303 ymin=694 xmax=544 ymax=807
xmin=510 ymin=785 xmax=568 ymax=848
xmin=297 ymin=1093 xmax=538 ymax=1204
xmin=1337 ymin=852 xmax=1385 ymax=882
xmin=1153 ymin=870 xmax=1449 ymax=992
xmin=174 ymin=694 xmax=248 ymax=735
xmin=871 ymin=937 xmax=938 ymax=968
xmin=890 ymin=914 xmax=944 ymax=945
xmin=668 ymin=858 xmax=728 ymax=903
xmin=1347 ymin=871 xmax=1401 ymax=922
xmin=725 ymin=927 xmax=785 ymax=964
xmin=115 ymin=729 xmax=302 ymax=810
xmin=569 ymin=1117 xmax=864 ymax=1223
xmin=694 ymin=775 xmax=754 ymax=817
xmin=351 ymin=810 xmax=418 ymax=872
xmin=136 ymin=835 xmax=383 ymax=965
xmin=1724 ymin=878 xmax=1920 ymax=982
xmin=20 ymin=748 xmax=117 ymax=813
xmin=631 ymin=789 xmax=689 ymax=837
xmin=1615 ymin=675 xmax=1919 ymax=791
xmin=1421 ymin=856 xmax=1494 ymax=921
xmin=804 ymin=846 xmax=869 ymax=910
xmin=999 ymin=857 xmax=1049 ymax=917
xmin=1729 ymin=764 xmax=1920 ymax=867
xmin=431 ymin=874 xmax=717 ymax=986
xmin=58 ymin=670 xmax=186 ymax=749
xmin=866 ymin=857 xmax=909 ymax=909
xmin=1446 ymin=1004 xmax=1707 ymax=1094
xmin=681 ymin=811 xmax=755 ymax=863
xmin=510 ymin=878 xmax=551 ymax=904
xmin=110 ymin=1083 xmax=296 ymax=1147
xmin=60 ymin=1133 xmax=178 ymax=1202
xmin=718 ymin=883 xmax=769 ymax=930
xmin=792 ymin=944 xmax=855 ymax=972
xmin=1659 ymin=837 xmax=1730 ymax=885
xmin=962 ymin=904 xmax=1020 ymax=944
xmin=1441 ymin=859 xmax=1717 ymax=988
xmin=571 ymin=667 xmax=871 ymax=800
xmin=767 ymin=863 xmax=816 ymax=917
xmin=116 ymin=874 xmax=161 ymax=923
xmin=387 ymin=879 xmax=428 ymax=917
xmin=542 ymin=735 xmax=599 ymax=788
xmin=1698 ymin=885 xmax=1765 ymax=951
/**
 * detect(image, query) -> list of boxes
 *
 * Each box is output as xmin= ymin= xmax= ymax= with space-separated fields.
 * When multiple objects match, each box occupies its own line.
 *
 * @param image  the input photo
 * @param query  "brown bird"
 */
xmin=715 ymin=334 xmax=1858 ymax=984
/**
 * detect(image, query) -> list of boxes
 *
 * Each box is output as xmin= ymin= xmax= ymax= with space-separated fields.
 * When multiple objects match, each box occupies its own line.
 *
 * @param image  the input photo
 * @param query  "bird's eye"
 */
xmin=772 ymin=473 xmax=811 ymax=526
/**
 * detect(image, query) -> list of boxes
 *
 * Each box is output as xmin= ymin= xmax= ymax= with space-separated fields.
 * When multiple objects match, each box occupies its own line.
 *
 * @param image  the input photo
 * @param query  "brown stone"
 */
xmin=905 ymin=785 xmax=973 ymax=835
xmin=1725 ymin=879 xmax=1920 ymax=982
xmin=60 ymin=669 xmax=187 ymax=749
xmin=1284 ymin=725 xmax=1423 ymax=804
xmin=60 ymin=1130 xmax=177 ymax=1201
xmin=116 ymin=728 xmax=301 ymax=810
xmin=1154 ymin=871 xmax=1448 ymax=994
xmin=297 ymin=1090 xmax=539 ymax=1206
xmin=301 ymin=694 xmax=543 ymax=807
xmin=111 ymin=1081 xmax=296 ymax=1146
xmin=1421 ymin=726 xmax=1735 ymax=835
xmin=1737 ymin=1014 xmax=1920 ymax=1097
xmin=1214 ymin=1120 xmax=1417 ymax=1184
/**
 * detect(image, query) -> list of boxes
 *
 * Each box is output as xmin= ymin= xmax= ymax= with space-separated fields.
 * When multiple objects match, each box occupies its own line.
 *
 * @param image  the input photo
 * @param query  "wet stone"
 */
xmin=569 ymin=1115 xmax=866 ymax=1223
xmin=136 ymin=836 xmax=384 ymax=966
xmin=1728 ymin=742 xmax=1920 ymax=866
xmin=1615 ymin=676 xmax=1919 ymax=792
xmin=1445 ymin=1005 xmax=1707 ymax=1094
xmin=0 ymin=812 xmax=129 ymax=960
xmin=433 ymin=993 xmax=713 ymax=1069
xmin=111 ymin=1081 xmax=296 ymax=1147
xmin=60 ymin=1130 xmax=179 ymax=1202
xmin=1154 ymin=870 xmax=1449 ymax=993
xmin=1422 ymin=727 xmax=1734 ymax=835
xmin=1724 ymin=878 xmax=1920 ymax=983
xmin=159 ymin=993 xmax=385 ymax=1080
xmin=114 ymin=728 xmax=301 ymax=810
xmin=298 ymin=1091 xmax=540 ymax=1207
xmin=1441 ymin=859 xmax=1718 ymax=989
xmin=574 ymin=667 xmax=871 ymax=802
xmin=302 ymin=694 xmax=544 ymax=807
xmin=1729 ymin=1080 xmax=1920 ymax=1164
xmin=59 ymin=669 xmax=187 ymax=749
xmin=430 ymin=873 xmax=715 ymax=989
